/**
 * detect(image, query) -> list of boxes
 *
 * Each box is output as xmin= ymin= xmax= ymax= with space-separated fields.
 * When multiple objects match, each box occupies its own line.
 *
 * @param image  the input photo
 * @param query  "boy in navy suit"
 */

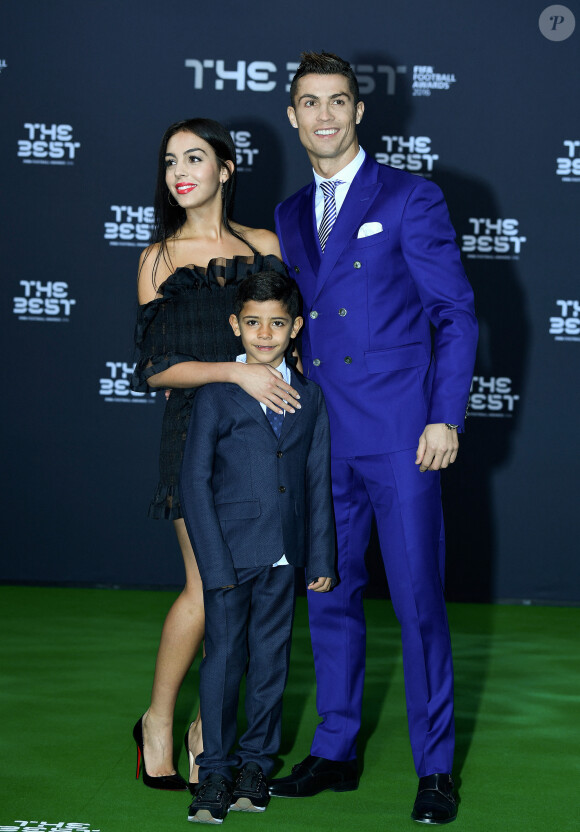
xmin=180 ymin=270 xmax=336 ymax=824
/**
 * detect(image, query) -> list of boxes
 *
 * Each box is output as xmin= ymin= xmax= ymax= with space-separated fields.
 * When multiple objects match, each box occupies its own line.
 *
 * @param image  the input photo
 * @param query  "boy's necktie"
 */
xmin=318 ymin=180 xmax=342 ymax=252
xmin=265 ymin=407 xmax=284 ymax=437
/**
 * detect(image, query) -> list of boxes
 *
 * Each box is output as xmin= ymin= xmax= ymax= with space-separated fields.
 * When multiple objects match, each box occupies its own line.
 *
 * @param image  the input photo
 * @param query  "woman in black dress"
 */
xmin=131 ymin=119 xmax=300 ymax=791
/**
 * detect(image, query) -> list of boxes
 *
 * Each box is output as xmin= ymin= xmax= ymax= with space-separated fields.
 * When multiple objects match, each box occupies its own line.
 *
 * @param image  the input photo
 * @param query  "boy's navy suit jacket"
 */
xmin=180 ymin=370 xmax=336 ymax=591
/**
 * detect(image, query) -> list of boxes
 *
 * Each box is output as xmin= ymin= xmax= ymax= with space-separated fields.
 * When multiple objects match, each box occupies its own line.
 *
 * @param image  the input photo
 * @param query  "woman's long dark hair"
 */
xmin=144 ymin=118 xmax=253 ymax=286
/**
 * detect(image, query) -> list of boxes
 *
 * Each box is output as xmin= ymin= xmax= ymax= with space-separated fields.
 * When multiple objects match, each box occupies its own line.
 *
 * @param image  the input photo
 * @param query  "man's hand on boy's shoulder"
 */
xmin=308 ymin=577 xmax=333 ymax=593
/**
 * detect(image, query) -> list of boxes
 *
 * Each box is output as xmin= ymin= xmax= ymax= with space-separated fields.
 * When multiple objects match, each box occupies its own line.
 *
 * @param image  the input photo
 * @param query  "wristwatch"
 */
xmin=445 ymin=424 xmax=459 ymax=430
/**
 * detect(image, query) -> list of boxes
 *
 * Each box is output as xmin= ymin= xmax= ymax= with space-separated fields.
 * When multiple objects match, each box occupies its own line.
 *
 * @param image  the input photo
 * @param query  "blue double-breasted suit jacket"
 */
xmin=275 ymin=154 xmax=478 ymax=456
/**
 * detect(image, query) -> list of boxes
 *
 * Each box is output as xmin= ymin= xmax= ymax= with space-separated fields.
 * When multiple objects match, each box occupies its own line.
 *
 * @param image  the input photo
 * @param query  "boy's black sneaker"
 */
xmin=230 ymin=762 xmax=270 ymax=812
xmin=188 ymin=773 xmax=233 ymax=824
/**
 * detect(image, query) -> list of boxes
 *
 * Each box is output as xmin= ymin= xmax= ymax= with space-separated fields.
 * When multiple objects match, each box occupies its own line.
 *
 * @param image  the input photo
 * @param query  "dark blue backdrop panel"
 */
xmin=1 ymin=0 xmax=579 ymax=602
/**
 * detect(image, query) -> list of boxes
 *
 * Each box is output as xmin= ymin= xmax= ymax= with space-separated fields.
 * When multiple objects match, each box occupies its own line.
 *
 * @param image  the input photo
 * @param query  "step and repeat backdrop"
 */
xmin=1 ymin=1 xmax=578 ymax=602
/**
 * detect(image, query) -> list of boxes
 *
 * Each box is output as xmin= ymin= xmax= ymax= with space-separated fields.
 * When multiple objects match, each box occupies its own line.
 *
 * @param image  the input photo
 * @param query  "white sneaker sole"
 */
xmin=188 ymin=808 xmax=227 ymax=824
xmin=230 ymin=797 xmax=267 ymax=812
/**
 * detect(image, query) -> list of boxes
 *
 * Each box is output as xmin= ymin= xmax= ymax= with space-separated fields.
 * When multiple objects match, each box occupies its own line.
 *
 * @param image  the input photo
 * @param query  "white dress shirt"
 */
xmin=313 ymin=146 xmax=366 ymax=228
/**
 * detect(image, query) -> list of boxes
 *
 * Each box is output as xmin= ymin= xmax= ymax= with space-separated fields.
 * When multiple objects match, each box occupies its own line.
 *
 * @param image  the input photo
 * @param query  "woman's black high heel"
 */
xmin=133 ymin=716 xmax=188 ymax=791
xmin=184 ymin=720 xmax=201 ymax=796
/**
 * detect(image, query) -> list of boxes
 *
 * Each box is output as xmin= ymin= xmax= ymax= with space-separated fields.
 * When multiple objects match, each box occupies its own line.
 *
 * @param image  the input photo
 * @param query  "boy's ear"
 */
xmin=291 ymin=316 xmax=304 ymax=338
xmin=229 ymin=314 xmax=241 ymax=336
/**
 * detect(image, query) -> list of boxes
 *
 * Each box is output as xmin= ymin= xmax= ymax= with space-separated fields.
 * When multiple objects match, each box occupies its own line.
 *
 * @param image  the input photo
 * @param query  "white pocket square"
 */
xmin=357 ymin=221 xmax=383 ymax=238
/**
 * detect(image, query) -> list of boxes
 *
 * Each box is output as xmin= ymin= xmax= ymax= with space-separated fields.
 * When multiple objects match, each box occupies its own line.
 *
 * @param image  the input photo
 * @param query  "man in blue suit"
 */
xmin=180 ymin=271 xmax=336 ymax=824
xmin=269 ymin=52 xmax=478 ymax=825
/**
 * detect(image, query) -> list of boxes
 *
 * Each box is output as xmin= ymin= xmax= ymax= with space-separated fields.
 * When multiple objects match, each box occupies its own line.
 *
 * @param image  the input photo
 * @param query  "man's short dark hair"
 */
xmin=290 ymin=51 xmax=360 ymax=107
xmin=233 ymin=271 xmax=303 ymax=321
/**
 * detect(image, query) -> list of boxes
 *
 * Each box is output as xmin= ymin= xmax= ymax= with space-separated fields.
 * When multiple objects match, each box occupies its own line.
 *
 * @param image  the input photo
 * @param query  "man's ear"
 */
xmin=355 ymin=101 xmax=365 ymax=125
xmin=229 ymin=314 xmax=240 ymax=336
xmin=287 ymin=106 xmax=298 ymax=128
xmin=291 ymin=316 xmax=304 ymax=338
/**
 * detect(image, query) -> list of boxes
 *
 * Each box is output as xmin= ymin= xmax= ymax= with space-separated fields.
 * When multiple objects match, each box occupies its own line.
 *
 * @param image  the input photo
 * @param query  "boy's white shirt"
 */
xmin=236 ymin=353 xmax=290 ymax=567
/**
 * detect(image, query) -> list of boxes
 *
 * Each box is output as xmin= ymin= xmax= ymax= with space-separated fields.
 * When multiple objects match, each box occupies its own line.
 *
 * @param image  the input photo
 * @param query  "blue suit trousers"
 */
xmin=307 ymin=449 xmax=454 ymax=777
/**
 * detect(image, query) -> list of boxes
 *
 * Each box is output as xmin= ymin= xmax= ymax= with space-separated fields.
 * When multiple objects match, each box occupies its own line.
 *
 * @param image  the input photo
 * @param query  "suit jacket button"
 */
xmin=338 ymin=308 xmax=347 ymax=316
xmin=277 ymin=451 xmax=283 ymax=458
xmin=310 ymin=310 xmax=318 ymax=319
xmin=353 ymin=261 xmax=361 ymax=269
xmin=313 ymin=358 xmax=321 ymax=366
xmin=279 ymin=485 xmax=286 ymax=493
xmin=294 ymin=265 xmax=300 ymax=273
xmin=344 ymin=356 xmax=352 ymax=364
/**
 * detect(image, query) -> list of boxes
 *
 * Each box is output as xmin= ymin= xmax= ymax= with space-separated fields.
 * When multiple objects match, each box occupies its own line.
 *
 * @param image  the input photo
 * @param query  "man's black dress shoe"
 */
xmin=411 ymin=773 xmax=457 ymax=824
xmin=269 ymin=755 xmax=358 ymax=798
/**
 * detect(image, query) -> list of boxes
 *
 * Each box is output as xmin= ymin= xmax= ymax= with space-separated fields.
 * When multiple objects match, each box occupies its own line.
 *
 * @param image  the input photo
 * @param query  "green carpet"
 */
xmin=1 ymin=586 xmax=578 ymax=831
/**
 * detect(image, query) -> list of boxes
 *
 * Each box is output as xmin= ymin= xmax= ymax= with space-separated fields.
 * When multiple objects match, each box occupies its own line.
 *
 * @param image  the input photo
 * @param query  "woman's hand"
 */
xmin=233 ymin=363 xmax=301 ymax=414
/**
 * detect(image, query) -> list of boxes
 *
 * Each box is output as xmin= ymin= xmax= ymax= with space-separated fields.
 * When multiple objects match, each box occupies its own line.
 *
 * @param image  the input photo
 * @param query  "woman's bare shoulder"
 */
xmin=137 ymin=243 xmax=167 ymax=304
xmin=233 ymin=224 xmax=281 ymax=258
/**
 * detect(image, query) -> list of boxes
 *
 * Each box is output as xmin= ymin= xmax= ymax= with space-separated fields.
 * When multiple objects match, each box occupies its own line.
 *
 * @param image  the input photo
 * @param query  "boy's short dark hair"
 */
xmin=290 ymin=51 xmax=360 ymax=107
xmin=233 ymin=271 xmax=303 ymax=320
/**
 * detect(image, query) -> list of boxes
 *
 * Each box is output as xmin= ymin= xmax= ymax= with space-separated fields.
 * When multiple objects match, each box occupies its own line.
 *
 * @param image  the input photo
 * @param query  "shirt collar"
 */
xmin=313 ymin=146 xmax=366 ymax=190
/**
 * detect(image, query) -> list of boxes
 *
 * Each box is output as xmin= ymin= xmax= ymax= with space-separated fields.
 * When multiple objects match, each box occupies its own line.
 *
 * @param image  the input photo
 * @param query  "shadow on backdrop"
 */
xmin=226 ymin=117 xmax=286 ymax=232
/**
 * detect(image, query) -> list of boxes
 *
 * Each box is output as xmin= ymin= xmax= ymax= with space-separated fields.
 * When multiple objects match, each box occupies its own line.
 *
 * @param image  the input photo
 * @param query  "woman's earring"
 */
xmin=168 ymin=191 xmax=178 ymax=206
xmin=221 ymin=182 xmax=225 ymax=197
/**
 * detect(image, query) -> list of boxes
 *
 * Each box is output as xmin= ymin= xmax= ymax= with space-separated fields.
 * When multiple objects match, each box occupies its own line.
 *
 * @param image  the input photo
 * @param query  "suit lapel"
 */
xmin=228 ymin=385 xmax=275 ymax=439
xmin=313 ymin=156 xmax=383 ymax=301
xmin=279 ymin=371 xmax=308 ymax=444
xmin=227 ymin=372 xmax=309 ymax=444
xmin=297 ymin=183 xmax=322 ymax=274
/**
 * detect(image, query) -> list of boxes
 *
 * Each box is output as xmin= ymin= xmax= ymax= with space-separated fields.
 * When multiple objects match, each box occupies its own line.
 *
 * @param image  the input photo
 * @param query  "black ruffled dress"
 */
xmin=132 ymin=253 xmax=288 ymax=519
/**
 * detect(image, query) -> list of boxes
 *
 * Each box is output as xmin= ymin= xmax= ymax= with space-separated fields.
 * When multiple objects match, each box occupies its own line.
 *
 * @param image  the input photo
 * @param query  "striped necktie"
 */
xmin=318 ymin=180 xmax=342 ymax=252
